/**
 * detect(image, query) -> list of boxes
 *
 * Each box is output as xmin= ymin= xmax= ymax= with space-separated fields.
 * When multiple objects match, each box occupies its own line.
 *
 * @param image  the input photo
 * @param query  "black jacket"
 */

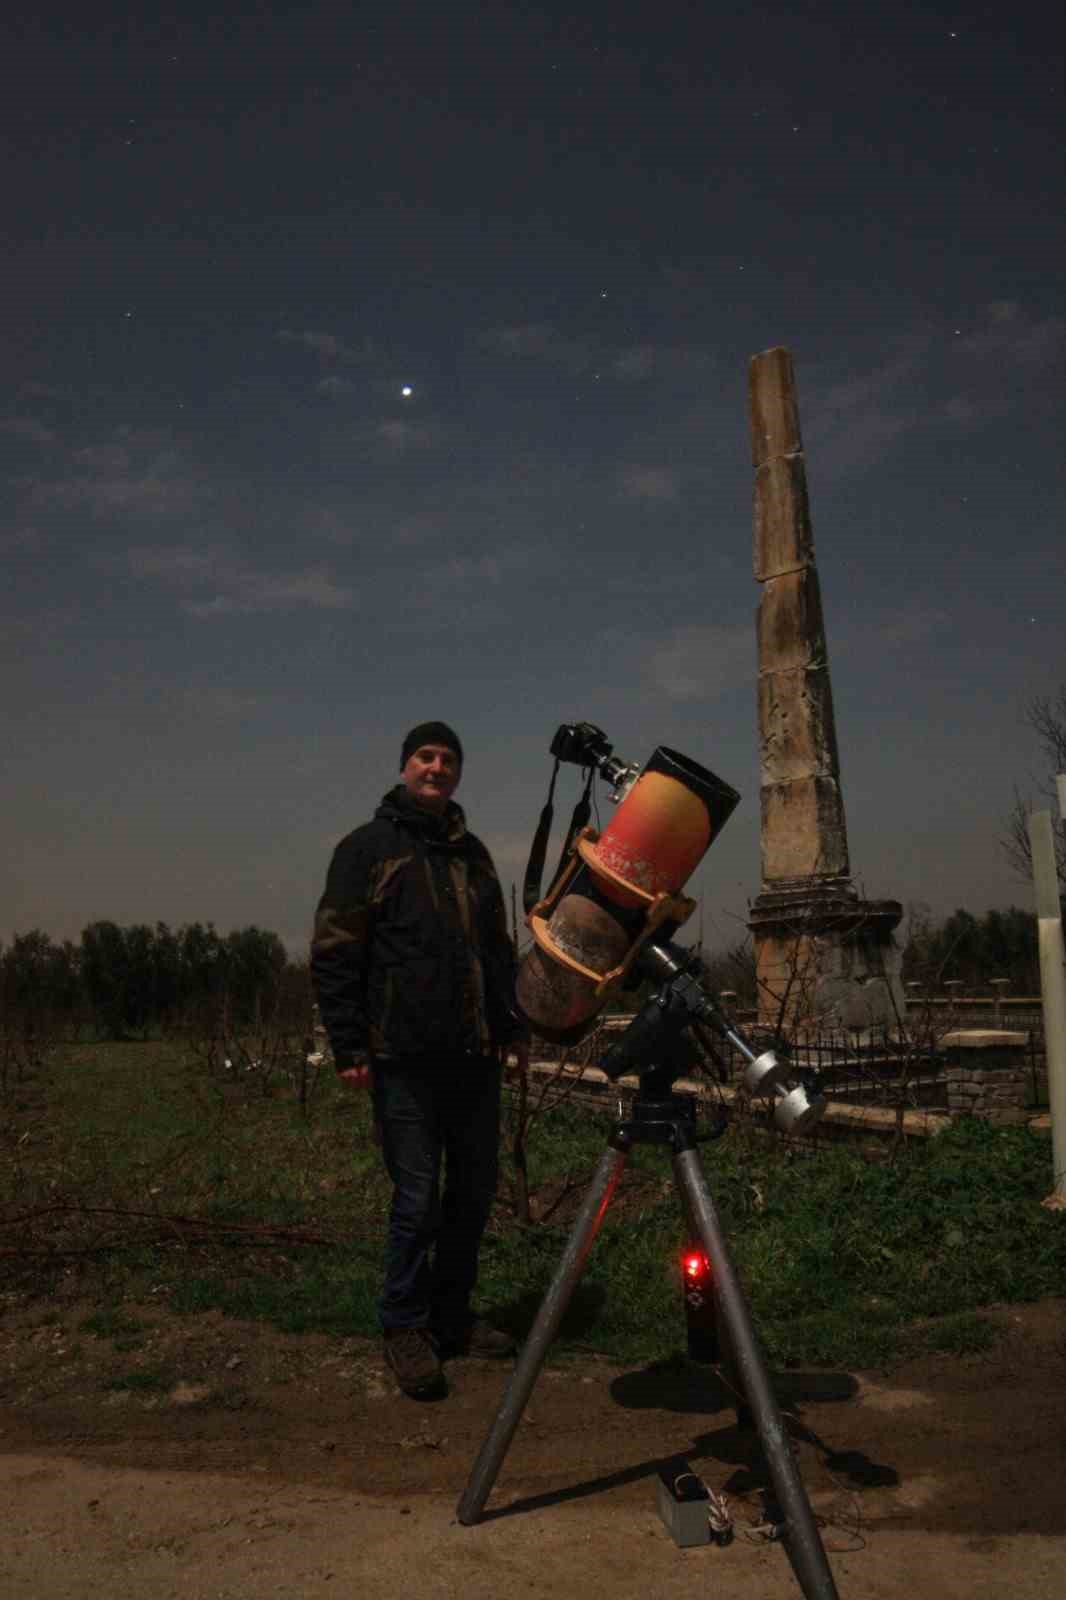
xmin=311 ymin=786 xmax=521 ymax=1067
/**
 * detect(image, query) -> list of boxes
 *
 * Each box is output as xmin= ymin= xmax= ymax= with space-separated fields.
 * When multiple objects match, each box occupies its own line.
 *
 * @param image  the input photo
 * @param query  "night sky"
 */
xmin=5 ymin=1 xmax=1063 ymax=954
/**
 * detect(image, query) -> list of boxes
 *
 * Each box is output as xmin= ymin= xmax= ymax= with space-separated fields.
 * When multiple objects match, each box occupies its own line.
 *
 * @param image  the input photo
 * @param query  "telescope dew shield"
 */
xmin=516 ymin=748 xmax=740 ymax=1042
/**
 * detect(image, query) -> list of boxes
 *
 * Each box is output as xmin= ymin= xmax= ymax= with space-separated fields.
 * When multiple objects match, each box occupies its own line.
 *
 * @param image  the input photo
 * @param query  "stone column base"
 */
xmin=750 ymin=883 xmax=904 ymax=1032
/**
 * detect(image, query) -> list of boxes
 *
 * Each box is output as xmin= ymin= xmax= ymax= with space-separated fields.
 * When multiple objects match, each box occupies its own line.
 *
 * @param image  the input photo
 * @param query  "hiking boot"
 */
xmin=434 ymin=1316 xmax=516 ymax=1359
xmin=383 ymin=1327 xmax=445 ymax=1399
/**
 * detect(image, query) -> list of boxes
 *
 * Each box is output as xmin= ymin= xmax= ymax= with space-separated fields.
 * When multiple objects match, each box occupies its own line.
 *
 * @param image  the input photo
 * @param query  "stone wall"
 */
xmin=942 ymin=1030 xmax=1030 ymax=1125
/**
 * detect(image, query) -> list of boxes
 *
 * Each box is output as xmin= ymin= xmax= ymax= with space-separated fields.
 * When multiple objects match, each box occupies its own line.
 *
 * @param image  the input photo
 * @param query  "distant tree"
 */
xmin=0 ymin=931 xmax=74 ymax=1069
xmin=123 ymin=923 xmax=159 ymax=1037
xmin=80 ymin=921 xmax=135 ymax=1038
xmin=1001 ymin=686 xmax=1066 ymax=891
xmin=177 ymin=921 xmax=226 ymax=1010
xmin=151 ymin=922 xmax=184 ymax=1032
xmin=699 ymin=937 xmax=758 ymax=1009
xmin=901 ymin=903 xmax=1039 ymax=992
xmin=56 ymin=940 xmax=83 ymax=1029
xmin=221 ymin=926 xmax=288 ymax=1024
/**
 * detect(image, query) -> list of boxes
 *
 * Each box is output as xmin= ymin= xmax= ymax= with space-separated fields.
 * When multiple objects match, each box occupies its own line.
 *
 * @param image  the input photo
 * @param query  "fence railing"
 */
xmin=532 ymin=998 xmax=1050 ymax=1113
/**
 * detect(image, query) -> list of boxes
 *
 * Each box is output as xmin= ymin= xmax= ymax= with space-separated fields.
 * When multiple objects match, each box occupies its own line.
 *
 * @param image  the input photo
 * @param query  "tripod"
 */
xmin=457 ymin=969 xmax=841 ymax=1600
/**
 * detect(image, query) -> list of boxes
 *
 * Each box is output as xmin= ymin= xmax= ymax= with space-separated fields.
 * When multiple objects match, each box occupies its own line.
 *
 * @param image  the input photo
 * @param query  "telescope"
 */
xmin=461 ymin=723 xmax=841 ymax=1599
xmin=517 ymin=726 xmax=740 ymax=1042
xmin=515 ymin=723 xmax=825 ymax=1134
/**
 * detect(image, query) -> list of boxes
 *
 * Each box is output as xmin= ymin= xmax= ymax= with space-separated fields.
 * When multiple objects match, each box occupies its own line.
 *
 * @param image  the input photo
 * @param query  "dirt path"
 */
xmin=2 ymin=1298 xmax=1064 ymax=1599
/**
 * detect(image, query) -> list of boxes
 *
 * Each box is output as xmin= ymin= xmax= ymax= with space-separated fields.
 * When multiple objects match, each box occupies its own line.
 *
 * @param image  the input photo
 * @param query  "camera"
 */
xmin=550 ymin=721 xmax=614 ymax=768
xmin=549 ymin=722 xmax=640 ymax=799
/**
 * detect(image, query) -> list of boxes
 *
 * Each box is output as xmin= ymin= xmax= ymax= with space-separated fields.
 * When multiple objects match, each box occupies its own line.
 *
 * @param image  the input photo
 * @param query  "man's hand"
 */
xmin=503 ymin=1039 xmax=530 ymax=1079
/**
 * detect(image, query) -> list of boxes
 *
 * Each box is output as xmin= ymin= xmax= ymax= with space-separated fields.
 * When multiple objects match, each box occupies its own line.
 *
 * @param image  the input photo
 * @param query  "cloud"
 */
xmin=644 ymin=623 xmax=753 ymax=701
xmin=483 ymin=326 xmax=713 ymax=390
xmin=425 ymin=545 xmax=533 ymax=591
xmin=610 ymin=343 xmax=713 ymax=383
xmin=836 ymin=607 xmax=951 ymax=655
xmin=363 ymin=418 xmax=444 ymax=458
xmin=126 ymin=545 xmax=219 ymax=581
xmin=0 ymin=526 xmax=44 ymax=554
xmin=277 ymin=327 xmax=371 ymax=363
xmin=316 ymin=375 xmax=356 ymax=396
xmin=441 ymin=554 xmax=508 ymax=583
xmin=957 ymin=300 xmax=1066 ymax=365
xmin=188 ymin=568 xmax=355 ymax=617
xmin=306 ymin=505 xmax=358 ymax=544
xmin=617 ymin=464 xmax=682 ymax=502
xmin=482 ymin=322 xmax=595 ymax=373
xmin=803 ymin=338 xmax=927 ymax=477
xmin=124 ymin=544 xmax=357 ymax=618
xmin=944 ymin=301 xmax=1066 ymax=424
xmin=0 ymin=416 xmax=56 ymax=445
xmin=611 ymin=345 xmax=658 ymax=381
xmin=374 ymin=544 xmax=539 ymax=623
xmin=28 ymin=432 xmax=209 ymax=522
xmin=803 ymin=302 xmax=1066 ymax=478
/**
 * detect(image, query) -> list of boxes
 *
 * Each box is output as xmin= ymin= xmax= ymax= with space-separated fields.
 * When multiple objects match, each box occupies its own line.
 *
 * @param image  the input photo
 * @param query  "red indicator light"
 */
xmin=683 ymin=1251 xmax=710 ymax=1280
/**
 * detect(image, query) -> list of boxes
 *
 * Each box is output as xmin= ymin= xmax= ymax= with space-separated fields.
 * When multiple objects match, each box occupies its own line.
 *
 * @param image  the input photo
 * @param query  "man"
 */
xmin=311 ymin=721 xmax=529 ymax=1399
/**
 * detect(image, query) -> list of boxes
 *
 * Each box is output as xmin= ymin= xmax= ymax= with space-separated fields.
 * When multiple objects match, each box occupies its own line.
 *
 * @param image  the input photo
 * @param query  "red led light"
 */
xmin=683 ymin=1251 xmax=710 ymax=1280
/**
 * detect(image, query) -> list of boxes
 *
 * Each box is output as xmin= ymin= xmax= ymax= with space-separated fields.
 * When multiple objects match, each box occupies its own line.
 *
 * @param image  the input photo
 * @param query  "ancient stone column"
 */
xmin=747 ymin=348 xmax=904 ymax=1031
xmin=750 ymin=347 xmax=849 ymax=890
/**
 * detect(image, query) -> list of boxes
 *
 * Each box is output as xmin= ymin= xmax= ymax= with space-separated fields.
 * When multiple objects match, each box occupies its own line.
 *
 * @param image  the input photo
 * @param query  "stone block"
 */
xmin=942 ymin=1029 xmax=1027 ymax=1121
xmin=753 ymin=456 xmax=813 ymax=578
xmin=760 ymin=776 xmax=850 ymax=881
xmin=758 ymin=665 xmax=842 ymax=784
xmin=941 ymin=1030 xmax=1029 ymax=1049
xmin=757 ymin=566 xmax=828 ymax=671
xmin=749 ymin=347 xmax=802 ymax=468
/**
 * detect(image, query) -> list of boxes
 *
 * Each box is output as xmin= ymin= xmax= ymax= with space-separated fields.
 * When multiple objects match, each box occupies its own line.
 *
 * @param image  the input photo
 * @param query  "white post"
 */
xmin=1029 ymin=802 xmax=1066 ymax=1206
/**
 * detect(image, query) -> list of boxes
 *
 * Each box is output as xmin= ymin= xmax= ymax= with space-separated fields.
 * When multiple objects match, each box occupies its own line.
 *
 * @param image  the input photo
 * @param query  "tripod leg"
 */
xmin=714 ymin=1271 xmax=750 ymax=1428
xmin=673 ymin=1148 xmax=840 ymax=1600
xmin=456 ymin=1141 xmax=628 ymax=1525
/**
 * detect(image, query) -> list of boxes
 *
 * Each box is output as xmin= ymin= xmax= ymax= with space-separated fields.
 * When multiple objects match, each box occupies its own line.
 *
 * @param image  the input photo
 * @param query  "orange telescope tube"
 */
xmin=516 ymin=747 xmax=740 ymax=1042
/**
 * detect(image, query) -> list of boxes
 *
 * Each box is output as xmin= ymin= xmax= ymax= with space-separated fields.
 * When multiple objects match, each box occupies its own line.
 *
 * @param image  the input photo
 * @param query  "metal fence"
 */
xmin=532 ymin=998 xmax=1050 ymax=1113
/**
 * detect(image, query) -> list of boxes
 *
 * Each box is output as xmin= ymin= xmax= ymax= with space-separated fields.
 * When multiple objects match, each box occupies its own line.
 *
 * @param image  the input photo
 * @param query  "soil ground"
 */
xmin=1 ymin=1296 xmax=1064 ymax=1600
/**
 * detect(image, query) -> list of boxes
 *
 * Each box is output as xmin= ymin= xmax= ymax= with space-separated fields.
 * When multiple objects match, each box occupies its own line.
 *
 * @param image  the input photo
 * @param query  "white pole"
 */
xmin=1029 ymin=807 xmax=1066 ymax=1206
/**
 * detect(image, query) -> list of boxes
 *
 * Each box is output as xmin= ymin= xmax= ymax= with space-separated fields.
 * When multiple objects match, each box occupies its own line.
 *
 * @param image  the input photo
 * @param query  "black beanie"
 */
xmin=400 ymin=721 xmax=464 ymax=770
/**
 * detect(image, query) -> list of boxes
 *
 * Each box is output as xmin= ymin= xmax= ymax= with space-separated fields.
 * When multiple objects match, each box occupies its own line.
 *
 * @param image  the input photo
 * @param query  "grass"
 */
xmin=101 ymin=1367 xmax=173 ymax=1393
xmin=79 ymin=1309 xmax=146 ymax=1339
xmin=2 ymin=1040 xmax=1063 ymax=1371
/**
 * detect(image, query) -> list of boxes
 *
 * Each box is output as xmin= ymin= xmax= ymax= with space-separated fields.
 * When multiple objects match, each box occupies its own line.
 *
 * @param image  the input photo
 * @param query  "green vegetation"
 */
xmin=101 ymin=1368 xmax=173 ymax=1393
xmin=901 ymin=904 xmax=1042 ymax=993
xmin=79 ymin=1308 xmax=146 ymax=1344
xmin=2 ymin=1041 xmax=1062 ymax=1372
xmin=0 ymin=918 xmax=305 ymax=1050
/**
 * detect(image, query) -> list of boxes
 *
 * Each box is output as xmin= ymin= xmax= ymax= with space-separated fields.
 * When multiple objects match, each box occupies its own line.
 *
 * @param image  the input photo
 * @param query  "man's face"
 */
xmin=401 ymin=742 xmax=461 ymax=812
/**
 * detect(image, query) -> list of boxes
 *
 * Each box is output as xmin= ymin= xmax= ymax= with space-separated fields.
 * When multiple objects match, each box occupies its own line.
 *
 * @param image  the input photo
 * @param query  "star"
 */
xmin=401 ymin=385 xmax=413 ymax=398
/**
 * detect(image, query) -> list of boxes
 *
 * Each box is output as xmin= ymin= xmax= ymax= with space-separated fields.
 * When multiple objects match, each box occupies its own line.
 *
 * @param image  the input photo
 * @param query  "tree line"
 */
xmin=900 ymin=905 xmax=1040 ymax=994
xmin=0 ymin=921 xmax=310 ymax=1045
xmin=689 ymin=902 xmax=1045 ymax=1012
xmin=0 ymin=900 xmax=1048 ymax=1062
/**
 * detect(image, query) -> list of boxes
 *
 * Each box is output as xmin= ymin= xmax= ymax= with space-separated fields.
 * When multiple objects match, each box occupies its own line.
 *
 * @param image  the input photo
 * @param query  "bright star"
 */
xmin=401 ymin=385 xmax=413 ymax=398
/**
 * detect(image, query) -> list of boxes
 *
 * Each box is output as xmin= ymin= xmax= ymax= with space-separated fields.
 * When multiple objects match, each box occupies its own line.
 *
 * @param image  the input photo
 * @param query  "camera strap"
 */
xmin=522 ymin=761 xmax=594 ymax=916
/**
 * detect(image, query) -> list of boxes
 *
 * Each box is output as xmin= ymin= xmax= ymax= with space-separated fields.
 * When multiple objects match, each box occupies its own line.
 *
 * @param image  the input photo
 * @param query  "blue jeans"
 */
xmin=371 ymin=1055 xmax=501 ymax=1332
